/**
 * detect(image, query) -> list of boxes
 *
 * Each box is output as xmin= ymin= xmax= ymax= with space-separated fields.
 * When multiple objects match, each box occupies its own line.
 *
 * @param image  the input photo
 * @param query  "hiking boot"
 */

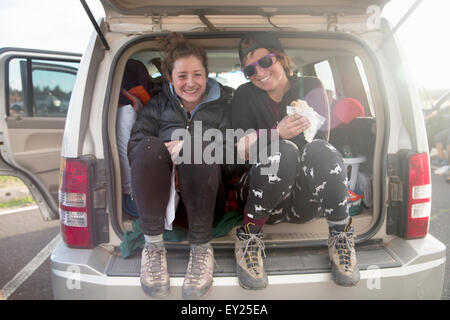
xmin=140 ymin=242 xmax=170 ymax=297
xmin=182 ymin=243 xmax=214 ymax=299
xmin=328 ymin=218 xmax=360 ymax=286
xmin=235 ymin=223 xmax=268 ymax=290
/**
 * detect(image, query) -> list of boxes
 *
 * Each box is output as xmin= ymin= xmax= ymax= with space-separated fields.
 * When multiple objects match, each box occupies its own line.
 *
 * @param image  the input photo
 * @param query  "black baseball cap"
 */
xmin=238 ymin=33 xmax=284 ymax=63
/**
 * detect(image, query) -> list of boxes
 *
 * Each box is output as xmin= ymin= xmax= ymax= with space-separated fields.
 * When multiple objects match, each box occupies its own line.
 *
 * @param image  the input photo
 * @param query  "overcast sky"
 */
xmin=0 ymin=0 xmax=449 ymax=91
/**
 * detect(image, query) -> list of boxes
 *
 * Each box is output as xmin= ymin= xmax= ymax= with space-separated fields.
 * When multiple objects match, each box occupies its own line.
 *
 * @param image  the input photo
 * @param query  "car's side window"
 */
xmin=8 ymin=58 xmax=79 ymax=118
xmin=311 ymin=57 xmax=375 ymax=118
xmin=314 ymin=60 xmax=336 ymax=94
xmin=354 ymin=56 xmax=375 ymax=117
xmin=8 ymin=58 xmax=27 ymax=117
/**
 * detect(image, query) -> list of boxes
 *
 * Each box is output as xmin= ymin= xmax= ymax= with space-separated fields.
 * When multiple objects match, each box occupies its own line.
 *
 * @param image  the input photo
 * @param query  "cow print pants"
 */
xmin=235 ymin=139 xmax=350 ymax=225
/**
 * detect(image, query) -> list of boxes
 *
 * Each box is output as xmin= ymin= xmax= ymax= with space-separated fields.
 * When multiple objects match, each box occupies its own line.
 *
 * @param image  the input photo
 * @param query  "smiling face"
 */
xmin=169 ymin=55 xmax=207 ymax=110
xmin=243 ymin=48 xmax=289 ymax=101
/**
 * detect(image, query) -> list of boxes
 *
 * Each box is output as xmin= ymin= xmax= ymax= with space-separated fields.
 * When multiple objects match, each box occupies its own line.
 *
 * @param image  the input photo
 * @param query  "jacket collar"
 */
xmin=167 ymin=78 xmax=220 ymax=108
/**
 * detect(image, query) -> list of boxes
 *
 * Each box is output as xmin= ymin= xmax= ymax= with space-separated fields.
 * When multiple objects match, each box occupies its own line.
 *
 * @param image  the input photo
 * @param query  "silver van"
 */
xmin=0 ymin=0 xmax=445 ymax=299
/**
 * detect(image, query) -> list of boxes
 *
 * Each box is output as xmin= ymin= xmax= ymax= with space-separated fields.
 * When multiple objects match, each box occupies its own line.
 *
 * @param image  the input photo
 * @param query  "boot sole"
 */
xmin=141 ymin=280 xmax=170 ymax=298
xmin=236 ymin=264 xmax=268 ymax=290
xmin=330 ymin=263 xmax=360 ymax=287
xmin=182 ymin=280 xmax=213 ymax=300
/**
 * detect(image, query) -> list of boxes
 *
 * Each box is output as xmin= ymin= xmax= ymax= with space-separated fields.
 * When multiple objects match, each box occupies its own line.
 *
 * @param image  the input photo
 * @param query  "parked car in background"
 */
xmin=0 ymin=0 xmax=445 ymax=299
xmin=424 ymin=90 xmax=450 ymax=148
xmin=35 ymin=95 xmax=62 ymax=115
xmin=9 ymin=101 xmax=24 ymax=114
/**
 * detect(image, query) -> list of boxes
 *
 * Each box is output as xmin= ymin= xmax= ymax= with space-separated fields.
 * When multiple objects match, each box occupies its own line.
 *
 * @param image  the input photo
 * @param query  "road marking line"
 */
xmin=0 ymin=233 xmax=61 ymax=300
xmin=0 ymin=205 xmax=39 ymax=216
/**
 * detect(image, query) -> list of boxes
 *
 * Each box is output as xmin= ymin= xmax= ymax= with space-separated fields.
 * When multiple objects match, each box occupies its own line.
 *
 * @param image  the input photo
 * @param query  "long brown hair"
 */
xmin=160 ymin=33 xmax=209 ymax=80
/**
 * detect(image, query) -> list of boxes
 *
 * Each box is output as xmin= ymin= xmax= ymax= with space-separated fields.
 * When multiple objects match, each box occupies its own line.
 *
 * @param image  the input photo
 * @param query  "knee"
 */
xmin=301 ymin=140 xmax=342 ymax=164
xmin=270 ymin=139 xmax=301 ymax=166
xmin=279 ymin=139 xmax=300 ymax=155
xmin=253 ymin=139 xmax=300 ymax=181
xmin=129 ymin=136 xmax=170 ymax=167
xmin=304 ymin=139 xmax=332 ymax=152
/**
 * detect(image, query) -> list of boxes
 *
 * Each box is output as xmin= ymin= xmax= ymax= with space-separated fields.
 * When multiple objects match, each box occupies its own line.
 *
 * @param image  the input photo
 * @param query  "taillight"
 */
xmin=59 ymin=157 xmax=95 ymax=248
xmin=406 ymin=153 xmax=431 ymax=239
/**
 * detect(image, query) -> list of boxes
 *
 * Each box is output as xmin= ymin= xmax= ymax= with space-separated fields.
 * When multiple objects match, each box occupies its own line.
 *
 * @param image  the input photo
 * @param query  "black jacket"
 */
xmin=231 ymin=76 xmax=327 ymax=150
xmin=128 ymin=78 xmax=233 ymax=157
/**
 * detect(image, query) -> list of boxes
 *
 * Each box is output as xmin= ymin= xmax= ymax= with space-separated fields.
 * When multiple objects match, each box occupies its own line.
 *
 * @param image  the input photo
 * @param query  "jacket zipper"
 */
xmin=165 ymin=81 xmax=229 ymax=132
xmin=185 ymin=108 xmax=191 ymax=130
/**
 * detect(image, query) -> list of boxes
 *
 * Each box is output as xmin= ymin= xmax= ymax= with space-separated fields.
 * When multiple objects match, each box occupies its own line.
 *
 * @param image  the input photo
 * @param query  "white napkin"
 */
xmin=286 ymin=100 xmax=326 ymax=142
xmin=164 ymin=165 xmax=179 ymax=230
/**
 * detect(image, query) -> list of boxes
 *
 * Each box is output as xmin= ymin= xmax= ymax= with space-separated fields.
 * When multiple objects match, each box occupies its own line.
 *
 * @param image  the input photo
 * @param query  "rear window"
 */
xmin=129 ymin=43 xmax=377 ymax=118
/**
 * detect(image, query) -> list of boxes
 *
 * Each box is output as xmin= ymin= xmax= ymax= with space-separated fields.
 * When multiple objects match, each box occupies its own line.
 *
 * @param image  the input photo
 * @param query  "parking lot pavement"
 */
xmin=429 ymin=172 xmax=450 ymax=300
xmin=0 ymin=207 xmax=59 ymax=300
xmin=0 ymin=173 xmax=449 ymax=300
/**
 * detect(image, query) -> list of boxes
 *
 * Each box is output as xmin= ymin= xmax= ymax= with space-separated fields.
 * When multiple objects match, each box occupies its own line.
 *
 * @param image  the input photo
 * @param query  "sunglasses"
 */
xmin=241 ymin=53 xmax=276 ymax=78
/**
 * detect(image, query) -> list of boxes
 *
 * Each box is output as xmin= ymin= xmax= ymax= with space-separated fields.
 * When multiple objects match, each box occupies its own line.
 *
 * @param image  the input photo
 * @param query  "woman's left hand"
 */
xmin=236 ymin=131 xmax=258 ymax=161
xmin=277 ymin=114 xmax=311 ymax=139
xmin=165 ymin=140 xmax=184 ymax=162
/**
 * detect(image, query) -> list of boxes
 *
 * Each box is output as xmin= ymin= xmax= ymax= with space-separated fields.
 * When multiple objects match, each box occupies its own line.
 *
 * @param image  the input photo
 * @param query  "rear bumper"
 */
xmin=50 ymin=234 xmax=446 ymax=300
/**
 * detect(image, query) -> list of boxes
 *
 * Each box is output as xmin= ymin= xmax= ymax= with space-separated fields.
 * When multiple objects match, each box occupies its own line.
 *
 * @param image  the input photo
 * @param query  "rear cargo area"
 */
xmin=107 ymin=33 xmax=383 ymax=249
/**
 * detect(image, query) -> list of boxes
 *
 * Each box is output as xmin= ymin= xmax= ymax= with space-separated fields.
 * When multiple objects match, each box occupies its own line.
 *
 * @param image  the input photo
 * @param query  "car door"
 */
xmin=0 ymin=48 xmax=81 ymax=220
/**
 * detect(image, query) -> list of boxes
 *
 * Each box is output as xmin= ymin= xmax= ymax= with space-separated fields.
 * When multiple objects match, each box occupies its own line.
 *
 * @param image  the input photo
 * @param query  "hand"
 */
xmin=290 ymin=99 xmax=309 ymax=108
xmin=165 ymin=140 xmax=184 ymax=162
xmin=277 ymin=113 xmax=311 ymax=140
xmin=236 ymin=131 xmax=258 ymax=161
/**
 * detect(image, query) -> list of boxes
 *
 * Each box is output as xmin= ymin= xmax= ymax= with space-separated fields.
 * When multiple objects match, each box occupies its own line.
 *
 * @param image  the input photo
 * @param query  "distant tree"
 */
xmin=52 ymin=85 xmax=65 ymax=100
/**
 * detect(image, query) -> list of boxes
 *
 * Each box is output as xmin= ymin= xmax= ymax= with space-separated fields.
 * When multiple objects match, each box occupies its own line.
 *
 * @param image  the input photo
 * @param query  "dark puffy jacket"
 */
xmin=128 ymin=78 xmax=233 ymax=156
xmin=232 ymin=76 xmax=328 ymax=150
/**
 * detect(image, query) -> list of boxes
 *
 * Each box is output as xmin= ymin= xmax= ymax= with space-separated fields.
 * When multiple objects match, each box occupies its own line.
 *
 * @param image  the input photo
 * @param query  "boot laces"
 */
xmin=237 ymin=231 xmax=266 ymax=272
xmin=328 ymin=230 xmax=355 ymax=270
xmin=185 ymin=246 xmax=214 ymax=285
xmin=144 ymin=245 xmax=166 ymax=281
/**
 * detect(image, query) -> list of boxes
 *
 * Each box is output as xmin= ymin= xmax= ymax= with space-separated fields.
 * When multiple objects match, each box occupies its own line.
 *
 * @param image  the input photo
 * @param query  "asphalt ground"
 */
xmin=0 ymin=173 xmax=448 ymax=300
xmin=0 ymin=207 xmax=59 ymax=299
xmin=428 ymin=171 xmax=450 ymax=299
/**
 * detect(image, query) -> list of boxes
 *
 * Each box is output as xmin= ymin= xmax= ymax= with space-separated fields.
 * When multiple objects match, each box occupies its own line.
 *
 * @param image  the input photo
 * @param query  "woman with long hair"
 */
xmin=128 ymin=33 xmax=233 ymax=299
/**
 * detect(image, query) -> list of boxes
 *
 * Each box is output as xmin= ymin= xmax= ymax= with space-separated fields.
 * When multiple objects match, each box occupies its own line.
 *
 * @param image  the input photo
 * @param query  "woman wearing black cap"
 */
xmin=232 ymin=32 xmax=360 ymax=289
